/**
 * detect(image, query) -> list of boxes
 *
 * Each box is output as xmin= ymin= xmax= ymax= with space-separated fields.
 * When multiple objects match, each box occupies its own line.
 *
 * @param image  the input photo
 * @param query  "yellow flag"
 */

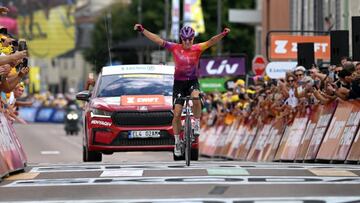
xmin=184 ymin=0 xmax=205 ymax=34
xmin=29 ymin=66 xmax=41 ymax=93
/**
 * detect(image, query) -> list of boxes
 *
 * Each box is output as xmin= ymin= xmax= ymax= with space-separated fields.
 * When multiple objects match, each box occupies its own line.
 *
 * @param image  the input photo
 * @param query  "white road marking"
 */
xmin=40 ymin=151 xmax=60 ymax=155
xmin=29 ymin=162 xmax=360 ymax=173
xmin=1 ymin=197 xmax=360 ymax=203
xmin=100 ymin=170 xmax=143 ymax=177
xmin=4 ymin=175 xmax=360 ymax=187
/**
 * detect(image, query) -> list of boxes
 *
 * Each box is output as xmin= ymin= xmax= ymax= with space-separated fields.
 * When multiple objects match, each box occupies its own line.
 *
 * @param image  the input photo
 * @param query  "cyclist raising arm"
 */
xmin=134 ymin=23 xmax=230 ymax=157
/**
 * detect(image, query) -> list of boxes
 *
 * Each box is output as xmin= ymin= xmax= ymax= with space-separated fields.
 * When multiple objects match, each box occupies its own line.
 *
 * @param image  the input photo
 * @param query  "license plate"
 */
xmin=128 ymin=130 xmax=161 ymax=139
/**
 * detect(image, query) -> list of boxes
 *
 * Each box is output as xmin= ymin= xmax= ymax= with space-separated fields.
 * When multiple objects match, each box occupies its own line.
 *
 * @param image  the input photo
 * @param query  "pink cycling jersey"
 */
xmin=164 ymin=41 xmax=209 ymax=81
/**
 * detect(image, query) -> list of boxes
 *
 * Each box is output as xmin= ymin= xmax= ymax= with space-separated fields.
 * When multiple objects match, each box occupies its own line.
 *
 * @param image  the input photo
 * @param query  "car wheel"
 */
xmin=83 ymin=146 xmax=102 ymax=162
xmin=191 ymin=148 xmax=199 ymax=161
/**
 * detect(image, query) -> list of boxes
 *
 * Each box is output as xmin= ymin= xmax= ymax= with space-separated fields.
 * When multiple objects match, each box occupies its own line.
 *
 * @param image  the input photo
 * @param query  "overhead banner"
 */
xmin=269 ymin=35 xmax=330 ymax=60
xmin=183 ymin=0 xmax=205 ymax=35
xmin=199 ymin=56 xmax=246 ymax=77
xmin=16 ymin=1 xmax=75 ymax=58
xmin=170 ymin=0 xmax=180 ymax=40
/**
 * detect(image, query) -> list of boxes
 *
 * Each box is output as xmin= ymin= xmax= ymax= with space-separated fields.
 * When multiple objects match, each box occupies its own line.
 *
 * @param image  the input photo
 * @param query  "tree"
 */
xmin=199 ymin=0 xmax=255 ymax=61
xmin=84 ymin=0 xmax=255 ymax=73
xmin=83 ymin=1 xmax=165 ymax=73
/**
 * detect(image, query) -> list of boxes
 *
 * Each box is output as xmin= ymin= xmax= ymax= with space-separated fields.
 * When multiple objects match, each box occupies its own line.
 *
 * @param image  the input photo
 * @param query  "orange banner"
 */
xmin=247 ymin=124 xmax=272 ymax=162
xmin=269 ymin=35 xmax=330 ymax=60
xmin=304 ymin=102 xmax=337 ymax=160
xmin=346 ymin=119 xmax=360 ymax=162
xmin=226 ymin=122 xmax=246 ymax=159
xmin=0 ymin=154 xmax=8 ymax=180
xmin=333 ymin=101 xmax=360 ymax=161
xmin=295 ymin=105 xmax=322 ymax=161
xmin=262 ymin=119 xmax=286 ymax=161
xmin=121 ymin=95 xmax=165 ymax=106
xmin=0 ymin=113 xmax=27 ymax=179
xmin=236 ymin=124 xmax=258 ymax=160
xmin=221 ymin=119 xmax=241 ymax=158
xmin=317 ymin=101 xmax=353 ymax=160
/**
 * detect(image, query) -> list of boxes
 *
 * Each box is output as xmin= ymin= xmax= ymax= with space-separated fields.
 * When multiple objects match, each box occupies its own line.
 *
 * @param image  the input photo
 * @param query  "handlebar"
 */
xmin=178 ymin=96 xmax=200 ymax=101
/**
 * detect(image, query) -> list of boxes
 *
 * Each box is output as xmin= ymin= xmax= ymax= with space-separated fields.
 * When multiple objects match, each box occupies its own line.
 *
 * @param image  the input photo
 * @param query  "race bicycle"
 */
xmin=178 ymin=96 xmax=199 ymax=166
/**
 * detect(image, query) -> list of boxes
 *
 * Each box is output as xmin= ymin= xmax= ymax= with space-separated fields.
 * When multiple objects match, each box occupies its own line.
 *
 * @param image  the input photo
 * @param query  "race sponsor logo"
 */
xmin=121 ymin=95 xmax=165 ymax=106
xmin=269 ymin=35 xmax=330 ymax=60
xmin=199 ymin=56 xmax=246 ymax=77
xmin=91 ymin=120 xmax=112 ymax=127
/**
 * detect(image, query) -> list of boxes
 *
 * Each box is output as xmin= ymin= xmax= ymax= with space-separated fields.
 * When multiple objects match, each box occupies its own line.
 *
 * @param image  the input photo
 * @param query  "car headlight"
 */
xmin=67 ymin=113 xmax=79 ymax=120
xmin=91 ymin=108 xmax=112 ymax=117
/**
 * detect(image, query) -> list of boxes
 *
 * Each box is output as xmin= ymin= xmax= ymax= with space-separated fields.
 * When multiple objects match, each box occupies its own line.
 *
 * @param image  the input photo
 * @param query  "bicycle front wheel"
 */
xmin=185 ymin=116 xmax=192 ymax=166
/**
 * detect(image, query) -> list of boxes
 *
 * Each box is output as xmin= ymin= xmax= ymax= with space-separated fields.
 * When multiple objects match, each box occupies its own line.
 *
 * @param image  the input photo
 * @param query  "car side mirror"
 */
xmin=76 ymin=91 xmax=91 ymax=101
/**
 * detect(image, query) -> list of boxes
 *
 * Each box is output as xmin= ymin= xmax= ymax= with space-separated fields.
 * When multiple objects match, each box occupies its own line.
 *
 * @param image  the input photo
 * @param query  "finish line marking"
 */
xmin=4 ymin=175 xmax=360 ymax=187
xmin=100 ymin=170 xmax=144 ymax=177
xmin=29 ymin=164 xmax=360 ymax=173
xmin=207 ymin=168 xmax=249 ymax=176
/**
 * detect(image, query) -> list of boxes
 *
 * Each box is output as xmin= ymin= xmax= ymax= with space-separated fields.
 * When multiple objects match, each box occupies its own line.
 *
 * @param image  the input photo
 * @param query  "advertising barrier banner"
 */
xmin=200 ymin=100 xmax=360 ymax=164
xmin=317 ymin=101 xmax=352 ymax=160
xmin=0 ymin=153 xmax=8 ymax=180
xmin=19 ymin=107 xmax=65 ymax=123
xmin=236 ymin=124 xmax=258 ymax=160
xmin=262 ymin=119 xmax=286 ymax=161
xmin=279 ymin=114 xmax=309 ymax=161
xmin=345 ymin=101 xmax=360 ymax=162
xmin=304 ymin=102 xmax=337 ymax=160
xmin=346 ymin=115 xmax=360 ymax=162
xmin=333 ymin=101 xmax=360 ymax=161
xmin=226 ymin=123 xmax=245 ymax=159
xmin=221 ymin=120 xmax=241 ymax=158
xmin=0 ymin=114 xmax=26 ymax=177
xmin=247 ymin=124 xmax=272 ymax=162
xmin=295 ymin=105 xmax=322 ymax=161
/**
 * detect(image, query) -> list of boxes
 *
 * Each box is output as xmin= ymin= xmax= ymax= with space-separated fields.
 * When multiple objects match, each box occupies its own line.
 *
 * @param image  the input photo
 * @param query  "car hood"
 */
xmin=90 ymin=96 xmax=173 ymax=112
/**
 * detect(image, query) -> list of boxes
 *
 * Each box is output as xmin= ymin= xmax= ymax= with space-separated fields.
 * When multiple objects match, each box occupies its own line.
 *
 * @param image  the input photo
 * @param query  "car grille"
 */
xmin=112 ymin=111 xmax=173 ymax=126
xmin=110 ymin=131 xmax=174 ymax=146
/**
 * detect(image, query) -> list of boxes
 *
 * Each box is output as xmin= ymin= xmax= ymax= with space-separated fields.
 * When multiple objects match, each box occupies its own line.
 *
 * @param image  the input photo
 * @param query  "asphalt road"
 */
xmin=1 ymin=123 xmax=360 ymax=202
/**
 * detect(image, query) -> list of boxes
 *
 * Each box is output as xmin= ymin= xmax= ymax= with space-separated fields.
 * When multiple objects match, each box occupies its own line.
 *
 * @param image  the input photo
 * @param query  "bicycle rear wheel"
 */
xmin=185 ymin=115 xmax=192 ymax=166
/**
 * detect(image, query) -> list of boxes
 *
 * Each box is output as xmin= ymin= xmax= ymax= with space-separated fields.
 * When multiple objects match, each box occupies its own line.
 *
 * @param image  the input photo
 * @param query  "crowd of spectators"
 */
xmin=0 ymin=6 xmax=30 ymax=123
xmin=202 ymin=57 xmax=360 ymax=127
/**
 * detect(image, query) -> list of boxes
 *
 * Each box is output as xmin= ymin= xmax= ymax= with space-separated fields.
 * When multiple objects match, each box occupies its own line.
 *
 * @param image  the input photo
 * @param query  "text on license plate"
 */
xmin=129 ymin=130 xmax=161 ymax=139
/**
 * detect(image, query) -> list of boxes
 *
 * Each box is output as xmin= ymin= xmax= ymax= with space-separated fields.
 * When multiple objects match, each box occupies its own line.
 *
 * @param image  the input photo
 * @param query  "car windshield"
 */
xmin=96 ymin=74 xmax=174 ymax=97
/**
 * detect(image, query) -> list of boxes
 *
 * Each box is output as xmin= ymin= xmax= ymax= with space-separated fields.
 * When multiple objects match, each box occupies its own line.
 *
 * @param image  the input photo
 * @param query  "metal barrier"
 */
xmin=18 ymin=107 xmax=66 ymax=123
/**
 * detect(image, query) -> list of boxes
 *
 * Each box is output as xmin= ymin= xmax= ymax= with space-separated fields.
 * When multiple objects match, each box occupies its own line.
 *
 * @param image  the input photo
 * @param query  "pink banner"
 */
xmin=0 ymin=113 xmax=27 ymax=179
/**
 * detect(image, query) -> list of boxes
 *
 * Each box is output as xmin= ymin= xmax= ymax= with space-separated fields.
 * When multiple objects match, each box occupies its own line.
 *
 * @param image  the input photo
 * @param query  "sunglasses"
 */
xmin=287 ymin=79 xmax=294 ymax=82
xmin=295 ymin=74 xmax=304 ymax=77
xmin=181 ymin=37 xmax=193 ymax=42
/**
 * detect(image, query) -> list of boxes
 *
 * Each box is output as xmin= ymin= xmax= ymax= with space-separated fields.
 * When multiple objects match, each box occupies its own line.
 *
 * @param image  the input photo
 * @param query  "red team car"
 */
xmin=76 ymin=65 xmax=199 ymax=162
